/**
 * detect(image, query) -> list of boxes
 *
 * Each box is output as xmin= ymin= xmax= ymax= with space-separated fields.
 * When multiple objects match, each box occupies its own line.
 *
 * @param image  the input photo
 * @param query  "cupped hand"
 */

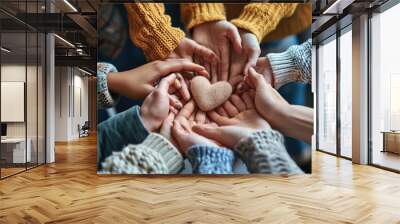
xmin=192 ymin=20 xmax=242 ymax=83
xmin=245 ymin=67 xmax=290 ymax=124
xmin=140 ymin=74 xmax=183 ymax=132
xmin=229 ymin=29 xmax=261 ymax=88
xmin=197 ymin=93 xmax=270 ymax=148
xmin=168 ymin=37 xmax=219 ymax=67
xmin=107 ymin=59 xmax=208 ymax=100
xmin=171 ymin=100 xmax=218 ymax=154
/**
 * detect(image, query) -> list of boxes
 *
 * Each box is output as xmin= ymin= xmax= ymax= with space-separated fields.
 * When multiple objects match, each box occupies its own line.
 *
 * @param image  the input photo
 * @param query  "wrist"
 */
xmin=267 ymin=104 xmax=292 ymax=131
xmin=140 ymin=108 xmax=157 ymax=132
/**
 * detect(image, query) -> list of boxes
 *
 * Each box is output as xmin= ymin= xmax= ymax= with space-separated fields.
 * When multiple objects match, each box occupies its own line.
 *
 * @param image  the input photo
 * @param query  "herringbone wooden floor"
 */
xmin=1 ymin=134 xmax=400 ymax=224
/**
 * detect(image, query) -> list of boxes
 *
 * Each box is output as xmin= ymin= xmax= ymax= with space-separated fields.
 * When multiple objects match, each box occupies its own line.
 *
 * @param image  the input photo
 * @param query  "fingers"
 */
xmin=246 ymin=67 xmax=266 ymax=89
xmin=177 ymin=100 xmax=196 ymax=119
xmin=176 ymin=73 xmax=191 ymax=102
xmin=229 ymin=94 xmax=246 ymax=112
xmin=160 ymin=112 xmax=175 ymax=139
xmin=243 ymin=50 xmax=260 ymax=76
xmin=241 ymin=91 xmax=254 ymax=109
xmin=207 ymin=111 xmax=235 ymax=126
xmin=228 ymin=75 xmax=243 ymax=88
xmin=157 ymin=73 xmax=177 ymax=94
xmin=226 ymin=26 xmax=242 ymax=54
xmin=223 ymin=101 xmax=240 ymax=117
xmin=161 ymin=59 xmax=209 ymax=78
xmin=191 ymin=40 xmax=219 ymax=64
xmin=169 ymin=95 xmax=183 ymax=110
xmin=216 ymin=107 xmax=228 ymax=117
xmin=219 ymin=42 xmax=230 ymax=81
xmin=195 ymin=111 xmax=206 ymax=124
xmin=211 ymin=61 xmax=218 ymax=83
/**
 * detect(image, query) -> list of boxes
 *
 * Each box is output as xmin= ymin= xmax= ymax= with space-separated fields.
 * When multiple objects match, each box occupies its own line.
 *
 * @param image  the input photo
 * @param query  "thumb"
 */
xmin=244 ymin=50 xmax=260 ymax=76
xmin=157 ymin=73 xmax=177 ymax=94
xmin=227 ymin=27 xmax=242 ymax=54
xmin=246 ymin=67 xmax=266 ymax=89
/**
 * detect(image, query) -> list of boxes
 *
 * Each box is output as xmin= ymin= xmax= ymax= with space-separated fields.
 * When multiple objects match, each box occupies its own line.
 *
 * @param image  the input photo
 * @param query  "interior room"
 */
xmin=0 ymin=0 xmax=399 ymax=223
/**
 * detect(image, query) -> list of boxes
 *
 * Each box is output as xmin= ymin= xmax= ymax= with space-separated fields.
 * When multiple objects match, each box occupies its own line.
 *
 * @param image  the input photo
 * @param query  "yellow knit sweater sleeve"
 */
xmin=125 ymin=3 xmax=185 ymax=61
xmin=231 ymin=3 xmax=298 ymax=42
xmin=180 ymin=3 xmax=226 ymax=30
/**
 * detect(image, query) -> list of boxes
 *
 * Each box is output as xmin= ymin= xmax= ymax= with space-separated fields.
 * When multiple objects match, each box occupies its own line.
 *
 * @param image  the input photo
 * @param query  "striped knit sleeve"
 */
xmin=268 ymin=39 xmax=312 ymax=89
xmin=234 ymin=129 xmax=303 ymax=174
xmin=97 ymin=62 xmax=119 ymax=108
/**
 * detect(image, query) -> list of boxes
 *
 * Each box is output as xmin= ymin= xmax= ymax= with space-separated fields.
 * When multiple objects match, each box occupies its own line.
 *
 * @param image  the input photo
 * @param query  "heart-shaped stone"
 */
xmin=190 ymin=76 xmax=232 ymax=111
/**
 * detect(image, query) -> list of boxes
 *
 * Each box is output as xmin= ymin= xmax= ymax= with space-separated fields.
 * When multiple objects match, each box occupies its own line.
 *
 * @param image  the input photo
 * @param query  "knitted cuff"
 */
xmin=268 ymin=39 xmax=312 ymax=89
xmin=141 ymin=133 xmax=184 ymax=174
xmin=235 ymin=129 xmax=285 ymax=156
xmin=235 ymin=129 xmax=303 ymax=174
xmin=125 ymin=3 xmax=185 ymax=61
xmin=100 ymin=143 xmax=170 ymax=174
xmin=267 ymin=51 xmax=301 ymax=89
xmin=231 ymin=3 xmax=298 ymax=42
xmin=181 ymin=3 xmax=226 ymax=30
xmin=97 ymin=62 xmax=119 ymax=108
xmin=186 ymin=145 xmax=234 ymax=174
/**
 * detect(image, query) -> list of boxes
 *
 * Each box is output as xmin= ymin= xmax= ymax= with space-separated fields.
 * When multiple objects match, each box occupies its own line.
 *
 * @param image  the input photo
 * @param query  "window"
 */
xmin=370 ymin=2 xmax=400 ymax=171
xmin=339 ymin=28 xmax=352 ymax=158
xmin=317 ymin=36 xmax=337 ymax=154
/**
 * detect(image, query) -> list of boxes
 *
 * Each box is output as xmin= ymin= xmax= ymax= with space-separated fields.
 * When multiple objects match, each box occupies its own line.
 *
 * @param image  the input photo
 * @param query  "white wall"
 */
xmin=54 ymin=67 xmax=89 ymax=141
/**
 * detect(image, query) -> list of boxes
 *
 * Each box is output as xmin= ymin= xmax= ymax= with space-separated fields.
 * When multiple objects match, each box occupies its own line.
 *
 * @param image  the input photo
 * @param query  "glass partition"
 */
xmin=370 ymin=3 xmax=400 ymax=171
xmin=339 ymin=28 xmax=352 ymax=158
xmin=317 ymin=36 xmax=337 ymax=154
xmin=0 ymin=0 xmax=46 ymax=179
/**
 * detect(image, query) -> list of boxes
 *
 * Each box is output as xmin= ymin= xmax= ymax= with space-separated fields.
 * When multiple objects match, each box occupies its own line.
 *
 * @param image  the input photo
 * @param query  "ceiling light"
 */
xmin=63 ymin=0 xmax=78 ymax=12
xmin=1 ymin=47 xmax=11 ymax=53
xmin=54 ymin=34 xmax=75 ymax=48
xmin=78 ymin=68 xmax=93 ymax=76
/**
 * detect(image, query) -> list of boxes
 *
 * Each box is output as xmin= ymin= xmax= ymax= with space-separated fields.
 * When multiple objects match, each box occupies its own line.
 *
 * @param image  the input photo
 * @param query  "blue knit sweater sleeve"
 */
xmin=186 ymin=145 xmax=235 ymax=174
xmin=97 ymin=105 xmax=149 ymax=169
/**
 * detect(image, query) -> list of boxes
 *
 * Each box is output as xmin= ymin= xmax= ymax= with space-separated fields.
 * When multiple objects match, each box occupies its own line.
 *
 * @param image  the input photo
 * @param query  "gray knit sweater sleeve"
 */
xmin=97 ymin=62 xmax=119 ymax=108
xmin=100 ymin=133 xmax=184 ymax=174
xmin=268 ymin=39 xmax=311 ymax=89
xmin=234 ymin=129 xmax=303 ymax=174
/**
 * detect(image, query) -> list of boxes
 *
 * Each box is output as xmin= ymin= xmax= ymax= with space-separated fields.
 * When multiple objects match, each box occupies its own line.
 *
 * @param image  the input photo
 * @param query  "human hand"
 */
xmin=236 ymin=57 xmax=274 ymax=93
xmin=229 ymin=29 xmax=261 ymax=87
xmin=107 ymin=59 xmax=208 ymax=100
xmin=140 ymin=74 xmax=182 ymax=132
xmin=199 ymin=92 xmax=270 ymax=148
xmin=192 ymin=20 xmax=242 ymax=83
xmin=172 ymin=100 xmax=218 ymax=154
xmin=168 ymin=37 xmax=219 ymax=67
xmin=244 ymin=67 xmax=290 ymax=125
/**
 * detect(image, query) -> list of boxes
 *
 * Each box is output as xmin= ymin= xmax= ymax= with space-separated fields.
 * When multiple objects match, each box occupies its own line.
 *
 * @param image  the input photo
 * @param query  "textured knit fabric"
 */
xmin=97 ymin=106 xmax=149 ymax=169
xmin=268 ymin=39 xmax=312 ymax=89
xmin=180 ymin=3 xmax=226 ymax=30
xmin=100 ymin=133 xmax=184 ymax=174
xmin=235 ymin=129 xmax=304 ymax=174
xmin=97 ymin=62 xmax=119 ymax=108
xmin=125 ymin=3 xmax=185 ymax=61
xmin=263 ymin=3 xmax=312 ymax=42
xmin=186 ymin=145 xmax=234 ymax=174
xmin=231 ymin=3 xmax=298 ymax=42
xmin=125 ymin=3 xmax=311 ymax=61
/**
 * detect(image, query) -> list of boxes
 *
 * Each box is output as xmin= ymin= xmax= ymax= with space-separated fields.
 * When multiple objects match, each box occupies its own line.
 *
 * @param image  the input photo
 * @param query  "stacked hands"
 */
xmin=107 ymin=20 xmax=290 ymax=154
